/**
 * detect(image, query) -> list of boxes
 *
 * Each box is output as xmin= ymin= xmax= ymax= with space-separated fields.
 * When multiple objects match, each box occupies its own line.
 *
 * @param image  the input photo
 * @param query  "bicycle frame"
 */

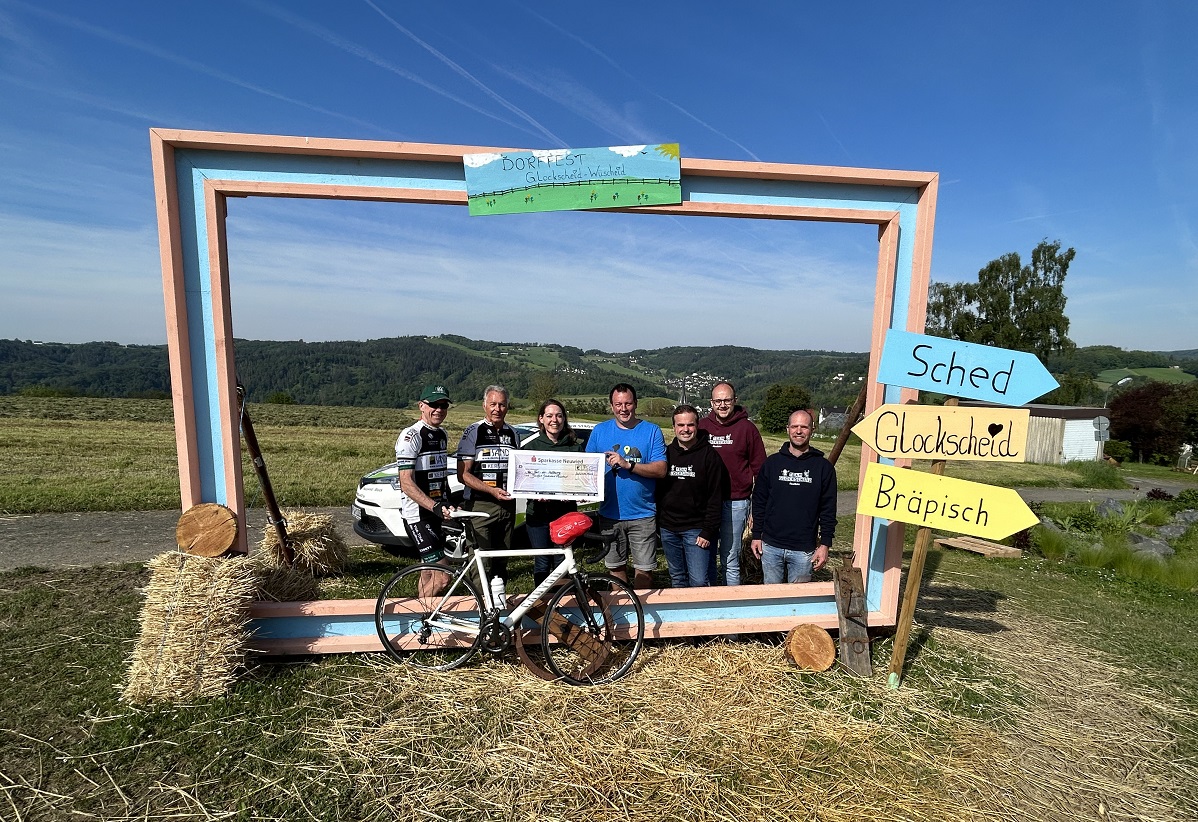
xmin=424 ymin=544 xmax=592 ymax=639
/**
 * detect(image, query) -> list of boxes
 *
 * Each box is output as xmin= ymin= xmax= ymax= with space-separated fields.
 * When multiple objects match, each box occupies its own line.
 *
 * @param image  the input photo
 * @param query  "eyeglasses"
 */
xmin=423 ymin=401 xmax=450 ymax=410
xmin=711 ymin=398 xmax=735 ymax=405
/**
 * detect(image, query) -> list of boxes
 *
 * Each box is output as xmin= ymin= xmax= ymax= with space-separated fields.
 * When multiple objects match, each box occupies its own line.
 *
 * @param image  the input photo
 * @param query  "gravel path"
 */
xmin=0 ymin=477 xmax=1185 ymax=571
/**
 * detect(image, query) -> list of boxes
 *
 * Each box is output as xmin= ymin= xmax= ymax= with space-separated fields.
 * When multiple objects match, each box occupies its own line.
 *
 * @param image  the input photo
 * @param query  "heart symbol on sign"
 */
xmin=988 ymin=423 xmax=1004 ymax=436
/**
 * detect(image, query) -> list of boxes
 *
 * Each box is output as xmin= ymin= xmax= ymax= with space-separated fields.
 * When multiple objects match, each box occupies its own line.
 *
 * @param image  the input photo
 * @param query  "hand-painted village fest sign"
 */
xmin=463 ymin=143 xmax=681 ymax=216
xmin=862 ymin=329 xmax=1057 ymax=685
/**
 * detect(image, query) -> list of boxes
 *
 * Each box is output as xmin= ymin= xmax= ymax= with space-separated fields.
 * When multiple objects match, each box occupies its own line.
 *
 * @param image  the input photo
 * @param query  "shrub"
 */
xmin=1174 ymin=489 xmax=1198 ymax=511
xmin=1146 ymin=487 xmax=1174 ymax=501
xmin=1103 ymin=439 xmax=1132 ymax=463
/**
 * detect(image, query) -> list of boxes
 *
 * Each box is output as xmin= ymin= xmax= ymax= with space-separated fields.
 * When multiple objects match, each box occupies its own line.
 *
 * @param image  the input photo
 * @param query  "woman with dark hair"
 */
xmin=523 ymin=398 xmax=584 ymax=585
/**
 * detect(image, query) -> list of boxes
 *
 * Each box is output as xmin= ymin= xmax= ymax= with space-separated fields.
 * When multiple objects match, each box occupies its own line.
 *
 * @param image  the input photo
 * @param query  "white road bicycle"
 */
xmin=374 ymin=514 xmax=646 ymax=686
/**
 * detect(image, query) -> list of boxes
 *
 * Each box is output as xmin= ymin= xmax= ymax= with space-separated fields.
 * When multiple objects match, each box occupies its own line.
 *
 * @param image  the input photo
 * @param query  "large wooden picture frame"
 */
xmin=150 ymin=129 xmax=937 ymax=653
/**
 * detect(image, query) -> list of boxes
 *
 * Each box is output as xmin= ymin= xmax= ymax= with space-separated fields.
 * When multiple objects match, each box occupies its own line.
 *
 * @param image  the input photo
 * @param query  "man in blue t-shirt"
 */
xmin=586 ymin=383 xmax=667 ymax=588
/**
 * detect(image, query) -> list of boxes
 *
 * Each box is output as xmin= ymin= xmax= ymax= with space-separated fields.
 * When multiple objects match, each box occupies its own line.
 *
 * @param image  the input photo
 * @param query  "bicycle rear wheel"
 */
xmin=375 ymin=563 xmax=484 ymax=670
xmin=540 ymin=573 xmax=645 ymax=685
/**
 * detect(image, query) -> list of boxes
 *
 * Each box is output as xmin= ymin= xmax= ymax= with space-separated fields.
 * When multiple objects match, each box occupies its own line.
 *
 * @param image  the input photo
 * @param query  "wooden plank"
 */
xmin=832 ymin=559 xmax=872 ymax=677
xmin=935 ymin=536 xmax=1022 ymax=559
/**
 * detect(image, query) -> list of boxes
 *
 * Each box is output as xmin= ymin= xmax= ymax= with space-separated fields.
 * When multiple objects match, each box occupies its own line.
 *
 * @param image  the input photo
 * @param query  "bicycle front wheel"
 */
xmin=375 ymin=563 xmax=484 ymax=670
xmin=540 ymin=573 xmax=645 ymax=685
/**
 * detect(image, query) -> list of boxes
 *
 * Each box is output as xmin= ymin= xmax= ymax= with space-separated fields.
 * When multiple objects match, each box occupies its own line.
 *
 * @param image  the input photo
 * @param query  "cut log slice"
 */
xmin=176 ymin=503 xmax=238 ymax=558
xmin=785 ymin=623 xmax=836 ymax=671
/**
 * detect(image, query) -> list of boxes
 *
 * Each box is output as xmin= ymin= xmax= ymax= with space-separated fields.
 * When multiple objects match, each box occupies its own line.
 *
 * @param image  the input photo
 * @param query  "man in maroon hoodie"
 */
xmin=698 ymin=382 xmax=766 ymax=585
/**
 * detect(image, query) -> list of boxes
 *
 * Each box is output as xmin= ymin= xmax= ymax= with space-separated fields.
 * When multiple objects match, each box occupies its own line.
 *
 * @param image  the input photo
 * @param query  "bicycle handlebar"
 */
xmin=578 ymin=526 xmax=618 ymax=565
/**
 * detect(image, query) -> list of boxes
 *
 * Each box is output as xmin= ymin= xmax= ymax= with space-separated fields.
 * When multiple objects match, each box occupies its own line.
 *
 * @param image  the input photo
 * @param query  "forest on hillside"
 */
xmin=2 ymin=335 xmax=1194 ymax=412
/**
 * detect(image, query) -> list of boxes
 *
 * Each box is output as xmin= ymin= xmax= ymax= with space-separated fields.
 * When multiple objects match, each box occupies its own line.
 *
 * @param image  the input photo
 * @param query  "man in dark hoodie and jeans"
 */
xmin=699 ymin=381 xmax=766 ymax=585
xmin=751 ymin=409 xmax=836 ymax=583
xmin=657 ymin=405 xmax=729 ymax=588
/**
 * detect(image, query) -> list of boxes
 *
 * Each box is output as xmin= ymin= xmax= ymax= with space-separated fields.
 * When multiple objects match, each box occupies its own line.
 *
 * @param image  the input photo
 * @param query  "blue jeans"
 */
xmin=761 ymin=543 xmax=813 ymax=584
xmin=660 ymin=528 xmax=711 ymax=588
xmin=527 ymin=523 xmax=563 ymax=581
xmin=710 ymin=498 xmax=749 ymax=586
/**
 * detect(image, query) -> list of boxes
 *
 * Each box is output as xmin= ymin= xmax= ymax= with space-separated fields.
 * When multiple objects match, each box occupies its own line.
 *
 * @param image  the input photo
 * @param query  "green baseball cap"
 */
xmin=419 ymin=384 xmax=451 ymax=403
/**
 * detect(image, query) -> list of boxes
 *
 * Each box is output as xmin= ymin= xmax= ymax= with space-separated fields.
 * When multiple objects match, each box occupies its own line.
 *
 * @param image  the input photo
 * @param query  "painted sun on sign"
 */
xmin=463 ymin=143 xmax=681 ymax=216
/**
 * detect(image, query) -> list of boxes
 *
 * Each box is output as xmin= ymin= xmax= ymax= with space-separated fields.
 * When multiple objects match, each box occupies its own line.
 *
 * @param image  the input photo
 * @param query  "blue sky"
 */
xmin=1 ymin=0 xmax=1195 ymax=353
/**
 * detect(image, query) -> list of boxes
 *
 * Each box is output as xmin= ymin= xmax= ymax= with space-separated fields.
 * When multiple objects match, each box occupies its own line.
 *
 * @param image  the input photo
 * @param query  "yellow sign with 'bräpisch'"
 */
xmin=857 ymin=463 xmax=1039 ymax=540
xmin=852 ymin=404 xmax=1030 ymax=462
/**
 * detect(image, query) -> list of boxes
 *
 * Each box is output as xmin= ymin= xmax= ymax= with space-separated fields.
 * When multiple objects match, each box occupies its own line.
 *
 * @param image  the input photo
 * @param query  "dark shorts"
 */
xmin=403 ymin=518 xmax=444 ymax=563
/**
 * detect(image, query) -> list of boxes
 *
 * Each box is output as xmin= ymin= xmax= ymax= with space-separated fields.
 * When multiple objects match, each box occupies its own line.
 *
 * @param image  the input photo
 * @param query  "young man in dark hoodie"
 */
xmin=657 ymin=405 xmax=729 ymax=588
xmin=698 ymin=382 xmax=766 ymax=585
xmin=751 ymin=409 xmax=836 ymax=583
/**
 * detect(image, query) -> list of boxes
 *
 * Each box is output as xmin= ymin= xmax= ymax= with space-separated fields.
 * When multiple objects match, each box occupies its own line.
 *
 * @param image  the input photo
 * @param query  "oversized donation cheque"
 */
xmin=507 ymin=451 xmax=605 ymax=504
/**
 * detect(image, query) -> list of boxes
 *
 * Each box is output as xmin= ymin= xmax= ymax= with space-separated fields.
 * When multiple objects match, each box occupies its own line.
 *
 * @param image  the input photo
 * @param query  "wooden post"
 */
xmin=887 ymin=397 xmax=958 ymax=688
xmin=833 ymin=554 xmax=872 ymax=676
xmin=236 ymin=384 xmax=293 ymax=567
xmin=827 ymin=380 xmax=869 ymax=467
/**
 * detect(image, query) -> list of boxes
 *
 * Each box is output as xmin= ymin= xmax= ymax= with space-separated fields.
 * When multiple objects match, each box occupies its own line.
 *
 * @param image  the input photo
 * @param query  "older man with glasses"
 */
xmin=697 ymin=381 xmax=766 ymax=585
xmin=394 ymin=384 xmax=457 ymax=597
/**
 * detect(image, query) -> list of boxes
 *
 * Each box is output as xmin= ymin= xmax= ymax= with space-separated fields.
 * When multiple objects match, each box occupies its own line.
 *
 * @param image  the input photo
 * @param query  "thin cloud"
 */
xmin=360 ymin=0 xmax=566 ymax=147
xmin=8 ymin=1 xmax=388 ymax=136
xmin=491 ymin=65 xmax=656 ymax=145
xmin=817 ymin=112 xmax=854 ymax=163
xmin=246 ymin=0 xmax=545 ymax=141
xmin=512 ymin=1 xmax=760 ymax=161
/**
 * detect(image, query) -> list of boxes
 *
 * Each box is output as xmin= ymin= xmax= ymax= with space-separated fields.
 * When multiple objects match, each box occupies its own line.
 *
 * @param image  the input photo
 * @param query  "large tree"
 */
xmin=1109 ymin=381 xmax=1198 ymax=464
xmin=926 ymin=239 xmax=1076 ymax=361
xmin=758 ymin=383 xmax=813 ymax=433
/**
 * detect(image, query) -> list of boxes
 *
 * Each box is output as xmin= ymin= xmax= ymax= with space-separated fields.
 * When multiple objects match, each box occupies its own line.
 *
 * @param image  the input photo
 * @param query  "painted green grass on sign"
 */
xmin=469 ymin=179 xmax=679 ymax=216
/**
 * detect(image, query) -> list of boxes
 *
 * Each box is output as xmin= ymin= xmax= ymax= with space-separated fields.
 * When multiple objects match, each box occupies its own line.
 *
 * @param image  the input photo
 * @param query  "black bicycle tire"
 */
xmin=540 ymin=573 xmax=645 ymax=685
xmin=375 ymin=563 xmax=484 ymax=670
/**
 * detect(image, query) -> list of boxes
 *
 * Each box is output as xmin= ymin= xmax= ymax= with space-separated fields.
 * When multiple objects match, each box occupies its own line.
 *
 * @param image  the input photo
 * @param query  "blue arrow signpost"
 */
xmin=877 ymin=330 xmax=1059 ymax=406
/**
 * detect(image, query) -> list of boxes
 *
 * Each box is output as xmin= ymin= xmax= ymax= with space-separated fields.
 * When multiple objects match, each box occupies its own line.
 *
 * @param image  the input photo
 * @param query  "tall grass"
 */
xmin=1062 ymin=459 xmax=1127 ymax=489
xmin=1033 ymin=501 xmax=1198 ymax=591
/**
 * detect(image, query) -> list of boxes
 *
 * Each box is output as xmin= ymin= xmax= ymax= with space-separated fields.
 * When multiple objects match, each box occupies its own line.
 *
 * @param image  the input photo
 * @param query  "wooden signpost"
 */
xmin=864 ymin=331 xmax=1055 ymax=688
xmin=852 ymin=404 xmax=1031 ymax=462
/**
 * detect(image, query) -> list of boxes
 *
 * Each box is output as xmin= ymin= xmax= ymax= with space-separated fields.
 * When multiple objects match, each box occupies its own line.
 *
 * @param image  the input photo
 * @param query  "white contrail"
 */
xmin=250 ymin=0 xmax=545 ymax=140
xmin=361 ymin=0 xmax=566 ymax=147
xmin=9 ymin=1 xmax=387 ymax=135
xmin=513 ymin=1 xmax=760 ymax=161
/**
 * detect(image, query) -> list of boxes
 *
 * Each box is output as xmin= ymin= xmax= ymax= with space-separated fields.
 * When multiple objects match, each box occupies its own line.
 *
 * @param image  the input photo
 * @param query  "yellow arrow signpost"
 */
xmin=857 ymin=463 xmax=1039 ymax=540
xmin=852 ymin=404 xmax=1031 ymax=463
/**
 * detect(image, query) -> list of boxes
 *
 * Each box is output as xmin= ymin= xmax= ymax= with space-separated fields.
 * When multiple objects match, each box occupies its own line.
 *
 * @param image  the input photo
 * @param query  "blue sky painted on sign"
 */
xmin=1 ymin=1 xmax=1195 ymax=353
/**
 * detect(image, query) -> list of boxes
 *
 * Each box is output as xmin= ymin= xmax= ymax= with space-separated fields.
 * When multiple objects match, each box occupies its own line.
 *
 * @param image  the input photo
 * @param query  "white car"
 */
xmin=351 ymin=421 xmax=596 ymax=556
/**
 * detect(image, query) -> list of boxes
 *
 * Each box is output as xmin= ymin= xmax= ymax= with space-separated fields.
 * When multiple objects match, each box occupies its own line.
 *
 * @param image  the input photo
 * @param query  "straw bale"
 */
xmin=258 ymin=509 xmax=347 ymax=576
xmin=123 ymin=552 xmax=257 ymax=704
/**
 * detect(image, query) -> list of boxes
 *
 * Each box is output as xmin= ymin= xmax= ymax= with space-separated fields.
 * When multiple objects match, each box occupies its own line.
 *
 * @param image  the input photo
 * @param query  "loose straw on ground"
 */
xmin=290 ymin=592 xmax=1196 ymax=822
